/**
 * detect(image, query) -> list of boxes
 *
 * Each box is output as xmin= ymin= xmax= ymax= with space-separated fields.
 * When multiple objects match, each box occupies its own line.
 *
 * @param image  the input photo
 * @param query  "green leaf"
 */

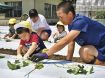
xmin=24 ymin=63 xmax=44 ymax=77
xmin=74 ymin=68 xmax=80 ymax=75
xmin=15 ymin=60 xmax=20 ymax=64
xmin=87 ymin=66 xmax=94 ymax=74
xmin=7 ymin=61 xmax=20 ymax=70
xmin=5 ymin=39 xmax=11 ymax=42
xmin=23 ymin=61 xmax=29 ymax=67
xmin=67 ymin=69 xmax=73 ymax=74
xmin=67 ymin=64 xmax=93 ymax=75
xmin=0 ymin=55 xmax=5 ymax=59
xmin=35 ymin=63 xmax=44 ymax=69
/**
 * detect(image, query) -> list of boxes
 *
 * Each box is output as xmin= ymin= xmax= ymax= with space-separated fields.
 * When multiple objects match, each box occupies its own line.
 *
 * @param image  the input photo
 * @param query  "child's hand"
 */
xmin=17 ymin=54 xmax=22 ymax=59
xmin=23 ymin=54 xmax=29 ymax=60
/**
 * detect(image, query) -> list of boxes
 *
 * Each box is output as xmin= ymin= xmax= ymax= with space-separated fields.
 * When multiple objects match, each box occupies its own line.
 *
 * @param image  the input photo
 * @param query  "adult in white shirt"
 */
xmin=27 ymin=9 xmax=52 ymax=41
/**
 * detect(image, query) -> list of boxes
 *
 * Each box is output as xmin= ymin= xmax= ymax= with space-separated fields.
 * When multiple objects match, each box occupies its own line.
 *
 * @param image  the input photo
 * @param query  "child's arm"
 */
xmin=23 ymin=42 xmax=38 ymax=59
xmin=46 ymin=30 xmax=80 ymax=56
xmin=57 ymin=31 xmax=67 ymax=39
xmin=37 ymin=27 xmax=45 ymax=36
xmin=66 ymin=41 xmax=75 ymax=61
xmin=3 ymin=34 xmax=9 ymax=38
xmin=48 ymin=31 xmax=58 ymax=42
xmin=17 ymin=45 xmax=23 ymax=59
xmin=10 ymin=34 xmax=17 ymax=39
xmin=51 ymin=31 xmax=58 ymax=38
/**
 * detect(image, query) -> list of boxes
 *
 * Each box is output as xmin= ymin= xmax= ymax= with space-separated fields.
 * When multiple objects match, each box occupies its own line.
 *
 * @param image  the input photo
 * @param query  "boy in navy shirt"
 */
xmin=31 ymin=1 xmax=105 ymax=65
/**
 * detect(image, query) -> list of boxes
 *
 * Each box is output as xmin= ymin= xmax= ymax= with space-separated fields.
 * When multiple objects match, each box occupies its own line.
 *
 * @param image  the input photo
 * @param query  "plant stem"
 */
xmin=24 ymin=68 xmax=36 ymax=77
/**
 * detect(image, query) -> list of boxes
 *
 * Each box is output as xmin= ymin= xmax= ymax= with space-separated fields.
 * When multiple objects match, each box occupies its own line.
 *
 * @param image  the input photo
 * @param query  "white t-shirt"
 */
xmin=27 ymin=14 xmax=50 ymax=32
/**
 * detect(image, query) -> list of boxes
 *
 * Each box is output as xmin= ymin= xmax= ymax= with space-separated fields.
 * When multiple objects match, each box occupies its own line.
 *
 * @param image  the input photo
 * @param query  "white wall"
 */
xmin=22 ymin=0 xmax=35 ymax=15
xmin=35 ymin=0 xmax=61 ymax=15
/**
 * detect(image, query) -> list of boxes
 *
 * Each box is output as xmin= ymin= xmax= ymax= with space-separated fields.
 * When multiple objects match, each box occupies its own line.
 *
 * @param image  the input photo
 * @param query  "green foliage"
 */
xmin=23 ymin=61 xmax=29 ymax=67
xmin=35 ymin=63 xmax=44 ymax=69
xmin=61 ymin=0 xmax=72 ymax=1
xmin=0 ymin=55 xmax=5 ymax=59
xmin=95 ymin=11 xmax=105 ymax=19
xmin=15 ymin=60 xmax=20 ymax=64
xmin=67 ymin=65 xmax=94 ymax=75
xmin=24 ymin=63 xmax=44 ymax=77
xmin=7 ymin=61 xmax=20 ymax=70
xmin=5 ymin=39 xmax=12 ymax=42
xmin=86 ymin=66 xmax=94 ymax=74
xmin=7 ymin=60 xmax=29 ymax=70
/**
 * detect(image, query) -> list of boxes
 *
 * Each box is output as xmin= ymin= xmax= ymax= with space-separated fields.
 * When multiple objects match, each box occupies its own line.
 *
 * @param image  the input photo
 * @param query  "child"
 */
xmin=40 ymin=30 xmax=52 ymax=41
xmin=50 ymin=21 xmax=67 ymax=43
xmin=4 ymin=18 xmax=18 ymax=39
xmin=15 ymin=21 xmax=46 ymax=59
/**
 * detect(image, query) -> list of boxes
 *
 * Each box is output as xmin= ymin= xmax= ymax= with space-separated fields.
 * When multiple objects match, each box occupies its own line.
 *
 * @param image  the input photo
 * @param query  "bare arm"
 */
xmin=37 ymin=27 xmax=45 ymax=36
xmin=57 ymin=31 xmax=67 ymax=39
xmin=17 ymin=45 xmax=23 ymax=55
xmin=24 ymin=42 xmax=38 ymax=57
xmin=66 ymin=41 xmax=75 ymax=61
xmin=46 ymin=30 xmax=80 ymax=56
xmin=3 ymin=34 xmax=9 ymax=38
xmin=10 ymin=34 xmax=17 ymax=39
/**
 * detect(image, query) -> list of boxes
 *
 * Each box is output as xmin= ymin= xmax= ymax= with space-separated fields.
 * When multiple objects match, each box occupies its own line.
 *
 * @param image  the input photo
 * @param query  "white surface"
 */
xmin=0 ymin=54 xmax=105 ymax=78
xmin=0 ymin=26 xmax=80 ymax=57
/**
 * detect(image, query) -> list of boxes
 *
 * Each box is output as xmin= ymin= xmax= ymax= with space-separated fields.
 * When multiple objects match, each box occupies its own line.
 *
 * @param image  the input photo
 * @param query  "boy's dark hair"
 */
xmin=16 ymin=27 xmax=30 ymax=34
xmin=57 ymin=1 xmax=75 ymax=15
xmin=29 ymin=9 xmax=38 ymax=18
xmin=57 ymin=25 xmax=65 ymax=31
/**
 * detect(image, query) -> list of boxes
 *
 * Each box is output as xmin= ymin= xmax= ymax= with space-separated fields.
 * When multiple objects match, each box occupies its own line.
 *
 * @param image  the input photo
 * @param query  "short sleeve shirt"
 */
xmin=9 ymin=27 xmax=15 ymax=35
xmin=68 ymin=14 xmax=105 ymax=47
xmin=20 ymin=32 xmax=46 ymax=52
xmin=27 ymin=14 xmax=51 ymax=32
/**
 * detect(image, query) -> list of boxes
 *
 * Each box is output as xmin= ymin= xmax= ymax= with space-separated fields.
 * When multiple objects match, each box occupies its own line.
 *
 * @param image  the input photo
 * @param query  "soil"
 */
xmin=0 ymin=48 xmax=83 ymax=63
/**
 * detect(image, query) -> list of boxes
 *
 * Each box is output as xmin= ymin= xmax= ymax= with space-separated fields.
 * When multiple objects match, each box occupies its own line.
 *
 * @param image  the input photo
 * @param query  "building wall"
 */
xmin=22 ymin=0 xmax=61 ymax=23
xmin=22 ymin=0 xmax=61 ymax=15
xmin=22 ymin=0 xmax=35 ymax=15
xmin=0 ymin=0 xmax=61 ymax=24
xmin=35 ymin=0 xmax=61 ymax=16
xmin=0 ymin=0 xmax=61 ymax=16
xmin=0 ymin=0 xmax=21 ymax=3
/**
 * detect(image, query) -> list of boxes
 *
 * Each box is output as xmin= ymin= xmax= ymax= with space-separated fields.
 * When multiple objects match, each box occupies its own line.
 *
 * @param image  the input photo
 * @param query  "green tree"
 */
xmin=95 ymin=11 xmax=105 ymax=19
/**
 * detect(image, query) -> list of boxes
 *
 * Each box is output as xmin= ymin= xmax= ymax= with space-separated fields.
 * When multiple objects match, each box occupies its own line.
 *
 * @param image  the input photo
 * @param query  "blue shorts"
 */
xmin=95 ymin=38 xmax=105 ymax=62
xmin=42 ymin=29 xmax=52 ymax=37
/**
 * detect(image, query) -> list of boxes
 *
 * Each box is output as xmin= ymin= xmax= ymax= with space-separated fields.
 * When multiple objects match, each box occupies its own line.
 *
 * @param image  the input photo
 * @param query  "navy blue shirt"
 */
xmin=68 ymin=14 xmax=105 ymax=47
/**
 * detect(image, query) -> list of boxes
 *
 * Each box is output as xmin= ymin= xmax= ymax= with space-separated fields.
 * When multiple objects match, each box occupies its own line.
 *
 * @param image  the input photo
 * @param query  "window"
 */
xmin=44 ymin=3 xmax=51 ymax=18
xmin=44 ymin=3 xmax=57 ymax=19
xmin=5 ymin=1 xmax=22 ymax=17
xmin=52 ymin=5 xmax=57 ymax=19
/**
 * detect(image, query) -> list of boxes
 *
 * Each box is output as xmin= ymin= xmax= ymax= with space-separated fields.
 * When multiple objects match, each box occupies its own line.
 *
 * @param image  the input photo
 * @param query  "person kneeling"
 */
xmin=15 ymin=21 xmax=46 ymax=59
